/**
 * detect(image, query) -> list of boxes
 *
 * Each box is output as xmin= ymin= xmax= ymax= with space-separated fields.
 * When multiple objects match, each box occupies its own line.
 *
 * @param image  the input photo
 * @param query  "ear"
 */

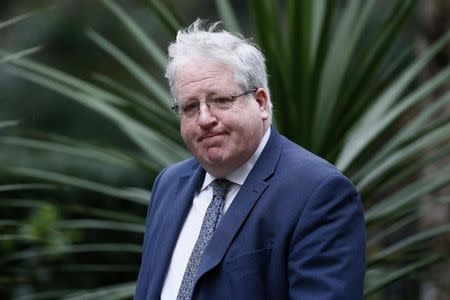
xmin=255 ymin=88 xmax=270 ymax=121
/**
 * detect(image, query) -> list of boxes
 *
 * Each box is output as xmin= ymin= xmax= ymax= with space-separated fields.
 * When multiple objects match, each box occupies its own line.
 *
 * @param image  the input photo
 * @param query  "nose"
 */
xmin=197 ymin=101 xmax=218 ymax=127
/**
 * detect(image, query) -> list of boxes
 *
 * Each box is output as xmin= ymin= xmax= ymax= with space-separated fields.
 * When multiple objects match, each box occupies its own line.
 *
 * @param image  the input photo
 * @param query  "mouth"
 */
xmin=199 ymin=132 xmax=226 ymax=142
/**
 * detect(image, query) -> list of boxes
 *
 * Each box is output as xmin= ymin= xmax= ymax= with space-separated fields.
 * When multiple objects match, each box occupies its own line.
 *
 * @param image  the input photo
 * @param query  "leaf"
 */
xmin=0 ymin=183 xmax=57 ymax=192
xmin=0 ymin=46 xmax=41 ymax=64
xmin=364 ymin=255 xmax=441 ymax=296
xmin=57 ymin=219 xmax=144 ymax=233
xmin=0 ymin=243 xmax=142 ymax=264
xmin=312 ymin=0 xmax=375 ymax=152
xmin=215 ymin=0 xmax=242 ymax=34
xmin=368 ymin=225 xmax=450 ymax=265
xmin=5 ymin=167 xmax=150 ymax=205
xmin=101 ymin=0 xmax=167 ymax=70
xmin=143 ymin=0 xmax=183 ymax=36
xmin=0 ymin=135 xmax=155 ymax=171
xmin=337 ymin=28 xmax=450 ymax=171
xmin=0 ymin=8 xmax=49 ymax=30
xmin=351 ymin=89 xmax=450 ymax=185
xmin=63 ymin=281 xmax=136 ymax=300
xmin=356 ymin=122 xmax=450 ymax=192
xmin=86 ymin=29 xmax=172 ymax=107
xmin=3 ymin=51 xmax=127 ymax=106
xmin=365 ymin=164 xmax=450 ymax=224
xmin=5 ymin=66 xmax=188 ymax=166
xmin=367 ymin=213 xmax=418 ymax=247
xmin=0 ymin=120 xmax=19 ymax=128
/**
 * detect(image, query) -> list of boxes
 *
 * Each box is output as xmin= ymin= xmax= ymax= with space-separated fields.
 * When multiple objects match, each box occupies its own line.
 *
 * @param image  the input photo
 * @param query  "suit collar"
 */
xmin=194 ymin=127 xmax=284 ymax=284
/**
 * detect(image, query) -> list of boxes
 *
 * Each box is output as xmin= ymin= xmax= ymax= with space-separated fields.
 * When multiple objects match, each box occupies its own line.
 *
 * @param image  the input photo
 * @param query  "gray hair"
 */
xmin=165 ymin=19 xmax=272 ymax=113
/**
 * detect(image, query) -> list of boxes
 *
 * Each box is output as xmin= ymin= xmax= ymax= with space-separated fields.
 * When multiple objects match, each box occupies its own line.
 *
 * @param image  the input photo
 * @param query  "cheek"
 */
xmin=180 ymin=124 xmax=204 ymax=153
xmin=180 ymin=125 xmax=193 ymax=144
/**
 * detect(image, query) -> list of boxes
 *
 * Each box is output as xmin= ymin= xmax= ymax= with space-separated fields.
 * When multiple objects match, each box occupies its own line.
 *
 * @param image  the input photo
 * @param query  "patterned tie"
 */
xmin=176 ymin=179 xmax=232 ymax=300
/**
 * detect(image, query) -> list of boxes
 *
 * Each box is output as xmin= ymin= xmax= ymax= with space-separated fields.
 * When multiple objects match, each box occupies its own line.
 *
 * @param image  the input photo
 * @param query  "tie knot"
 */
xmin=212 ymin=179 xmax=232 ymax=199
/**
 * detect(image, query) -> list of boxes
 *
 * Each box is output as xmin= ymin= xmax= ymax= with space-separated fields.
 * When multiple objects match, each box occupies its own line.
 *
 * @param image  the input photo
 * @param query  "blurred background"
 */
xmin=1 ymin=0 xmax=449 ymax=299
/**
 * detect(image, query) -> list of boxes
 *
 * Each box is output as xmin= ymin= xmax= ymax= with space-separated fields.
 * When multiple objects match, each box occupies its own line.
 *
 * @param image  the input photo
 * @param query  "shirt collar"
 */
xmin=201 ymin=127 xmax=271 ymax=190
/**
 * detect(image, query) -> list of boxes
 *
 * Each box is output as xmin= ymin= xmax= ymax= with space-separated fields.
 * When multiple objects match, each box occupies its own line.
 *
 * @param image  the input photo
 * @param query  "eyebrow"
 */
xmin=180 ymin=90 xmax=230 ymax=102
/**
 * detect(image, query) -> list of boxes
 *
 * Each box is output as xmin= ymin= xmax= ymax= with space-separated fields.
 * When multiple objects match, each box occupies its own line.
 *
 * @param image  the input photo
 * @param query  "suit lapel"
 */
xmin=195 ymin=128 xmax=284 ymax=283
xmin=147 ymin=164 xmax=205 ymax=299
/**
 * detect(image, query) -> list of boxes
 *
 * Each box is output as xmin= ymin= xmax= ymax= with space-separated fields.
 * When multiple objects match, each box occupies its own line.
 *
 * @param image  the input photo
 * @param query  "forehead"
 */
xmin=175 ymin=59 xmax=238 ymax=95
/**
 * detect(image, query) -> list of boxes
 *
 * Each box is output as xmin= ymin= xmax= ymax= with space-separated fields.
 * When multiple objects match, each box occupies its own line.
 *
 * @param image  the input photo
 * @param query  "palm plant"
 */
xmin=1 ymin=0 xmax=449 ymax=299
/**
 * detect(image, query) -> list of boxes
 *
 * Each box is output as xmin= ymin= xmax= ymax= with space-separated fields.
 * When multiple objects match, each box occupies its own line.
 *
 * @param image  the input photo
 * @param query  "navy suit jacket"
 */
xmin=135 ymin=129 xmax=366 ymax=300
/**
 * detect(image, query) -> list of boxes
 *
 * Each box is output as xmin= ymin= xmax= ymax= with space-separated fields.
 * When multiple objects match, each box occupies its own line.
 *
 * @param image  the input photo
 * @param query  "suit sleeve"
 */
xmin=134 ymin=167 xmax=167 ymax=299
xmin=141 ymin=167 xmax=167 ymax=252
xmin=288 ymin=174 xmax=366 ymax=300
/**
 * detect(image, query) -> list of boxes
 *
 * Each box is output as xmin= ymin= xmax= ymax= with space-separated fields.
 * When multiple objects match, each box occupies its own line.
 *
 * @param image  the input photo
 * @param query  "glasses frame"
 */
xmin=171 ymin=88 xmax=258 ymax=118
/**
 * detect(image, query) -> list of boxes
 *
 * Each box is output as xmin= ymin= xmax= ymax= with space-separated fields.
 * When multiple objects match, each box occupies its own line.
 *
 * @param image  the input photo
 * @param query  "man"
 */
xmin=135 ymin=20 xmax=365 ymax=300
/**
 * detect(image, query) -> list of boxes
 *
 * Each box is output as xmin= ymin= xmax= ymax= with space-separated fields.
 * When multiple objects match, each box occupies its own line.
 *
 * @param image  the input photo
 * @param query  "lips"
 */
xmin=198 ymin=132 xmax=226 ymax=142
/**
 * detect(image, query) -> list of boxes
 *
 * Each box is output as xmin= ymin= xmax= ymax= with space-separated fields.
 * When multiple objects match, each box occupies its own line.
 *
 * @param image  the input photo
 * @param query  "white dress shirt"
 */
xmin=161 ymin=128 xmax=271 ymax=300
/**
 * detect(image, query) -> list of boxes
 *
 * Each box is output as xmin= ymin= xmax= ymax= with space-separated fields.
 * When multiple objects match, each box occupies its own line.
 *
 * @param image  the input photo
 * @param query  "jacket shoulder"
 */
xmin=154 ymin=157 xmax=197 ymax=184
xmin=274 ymin=135 xmax=357 ymax=199
xmin=279 ymin=136 xmax=342 ymax=177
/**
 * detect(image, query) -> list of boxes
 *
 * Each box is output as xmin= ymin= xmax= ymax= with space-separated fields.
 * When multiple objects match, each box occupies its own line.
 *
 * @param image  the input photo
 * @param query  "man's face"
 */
xmin=175 ymin=59 xmax=270 ymax=178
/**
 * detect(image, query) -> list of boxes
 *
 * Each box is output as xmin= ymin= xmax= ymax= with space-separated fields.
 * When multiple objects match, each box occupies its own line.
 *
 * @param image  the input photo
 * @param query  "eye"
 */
xmin=181 ymin=101 xmax=199 ymax=114
xmin=210 ymin=97 xmax=233 ymax=108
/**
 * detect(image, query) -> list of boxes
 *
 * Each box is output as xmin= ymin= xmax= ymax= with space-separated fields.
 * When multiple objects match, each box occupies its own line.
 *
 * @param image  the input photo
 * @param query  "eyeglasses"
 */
xmin=171 ymin=88 xmax=257 ymax=118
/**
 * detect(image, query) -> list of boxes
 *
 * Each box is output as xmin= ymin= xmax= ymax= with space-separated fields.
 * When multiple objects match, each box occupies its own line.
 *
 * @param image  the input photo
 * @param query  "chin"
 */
xmin=204 ymin=155 xmax=227 ymax=166
xmin=203 ymin=146 xmax=226 ymax=160
xmin=200 ymin=153 xmax=230 ymax=172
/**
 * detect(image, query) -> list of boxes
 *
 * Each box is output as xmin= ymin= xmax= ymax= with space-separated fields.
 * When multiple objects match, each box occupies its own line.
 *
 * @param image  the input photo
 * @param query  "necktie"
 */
xmin=176 ymin=179 xmax=232 ymax=300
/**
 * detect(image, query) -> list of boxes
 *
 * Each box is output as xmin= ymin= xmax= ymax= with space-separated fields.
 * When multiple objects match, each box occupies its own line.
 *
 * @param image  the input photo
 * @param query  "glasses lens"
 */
xmin=209 ymin=97 xmax=234 ymax=110
xmin=180 ymin=100 xmax=199 ymax=117
xmin=175 ymin=90 xmax=253 ymax=118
